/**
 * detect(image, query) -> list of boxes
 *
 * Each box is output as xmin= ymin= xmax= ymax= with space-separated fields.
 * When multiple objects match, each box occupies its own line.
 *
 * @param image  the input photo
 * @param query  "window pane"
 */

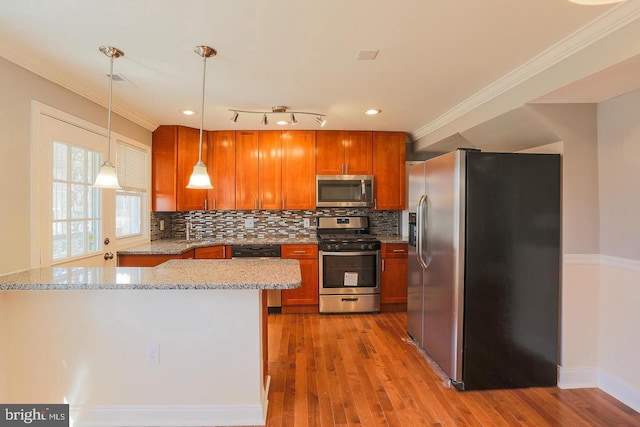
xmin=88 ymin=219 xmax=101 ymax=253
xmin=116 ymin=192 xmax=142 ymax=237
xmin=71 ymin=184 xmax=85 ymax=219
xmin=71 ymin=146 xmax=85 ymax=183
xmin=71 ymin=220 xmax=85 ymax=256
xmin=88 ymin=151 xmax=101 ymax=184
xmin=52 ymin=222 xmax=67 ymax=260
xmin=52 ymin=182 xmax=68 ymax=220
xmin=53 ymin=142 xmax=67 ymax=181
xmin=88 ymin=186 xmax=100 ymax=219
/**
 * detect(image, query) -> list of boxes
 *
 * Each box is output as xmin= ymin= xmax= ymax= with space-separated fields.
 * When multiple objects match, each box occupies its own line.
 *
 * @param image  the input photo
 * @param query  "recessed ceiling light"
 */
xmin=365 ymin=109 xmax=381 ymax=115
xmin=181 ymin=109 xmax=197 ymax=116
xmin=276 ymin=120 xmax=289 ymax=125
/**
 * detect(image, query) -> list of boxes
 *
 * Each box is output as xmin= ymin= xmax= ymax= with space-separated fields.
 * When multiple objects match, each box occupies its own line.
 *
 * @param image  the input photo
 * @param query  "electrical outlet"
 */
xmin=159 ymin=220 xmax=165 ymax=231
xmin=245 ymin=217 xmax=255 ymax=228
xmin=146 ymin=342 xmax=160 ymax=365
xmin=303 ymin=218 xmax=310 ymax=228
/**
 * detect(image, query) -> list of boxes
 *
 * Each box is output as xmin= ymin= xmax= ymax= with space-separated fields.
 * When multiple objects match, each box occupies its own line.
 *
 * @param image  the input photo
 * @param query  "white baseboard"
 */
xmin=599 ymin=370 xmax=640 ymax=413
xmin=557 ymin=366 xmax=598 ymax=389
xmin=70 ymin=404 xmax=265 ymax=427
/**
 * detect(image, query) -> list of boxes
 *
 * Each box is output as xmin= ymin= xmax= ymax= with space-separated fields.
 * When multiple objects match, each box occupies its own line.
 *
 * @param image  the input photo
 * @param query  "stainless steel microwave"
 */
xmin=316 ymin=175 xmax=374 ymax=207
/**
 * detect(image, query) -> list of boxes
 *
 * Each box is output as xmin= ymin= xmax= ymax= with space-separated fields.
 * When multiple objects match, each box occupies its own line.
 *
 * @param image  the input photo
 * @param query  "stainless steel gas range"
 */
xmin=317 ymin=216 xmax=381 ymax=313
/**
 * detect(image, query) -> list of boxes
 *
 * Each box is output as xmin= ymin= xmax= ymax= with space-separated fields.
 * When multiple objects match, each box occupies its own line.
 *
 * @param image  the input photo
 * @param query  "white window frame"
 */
xmin=114 ymin=136 xmax=151 ymax=249
xmin=31 ymin=101 xmax=151 ymax=267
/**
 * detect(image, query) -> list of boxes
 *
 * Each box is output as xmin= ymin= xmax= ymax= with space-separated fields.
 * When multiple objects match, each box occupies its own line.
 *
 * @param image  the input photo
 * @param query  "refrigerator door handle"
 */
xmin=416 ymin=194 xmax=431 ymax=269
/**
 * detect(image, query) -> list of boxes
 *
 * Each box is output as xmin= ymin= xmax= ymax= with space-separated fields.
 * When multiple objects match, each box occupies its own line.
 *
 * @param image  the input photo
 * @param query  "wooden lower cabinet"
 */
xmin=281 ymin=244 xmax=319 ymax=312
xmin=380 ymin=243 xmax=408 ymax=311
xmin=194 ymin=245 xmax=231 ymax=259
xmin=118 ymin=249 xmax=195 ymax=267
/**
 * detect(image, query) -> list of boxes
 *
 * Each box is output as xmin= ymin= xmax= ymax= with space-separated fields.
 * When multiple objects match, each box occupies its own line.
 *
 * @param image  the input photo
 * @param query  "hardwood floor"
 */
xmin=265 ymin=312 xmax=640 ymax=426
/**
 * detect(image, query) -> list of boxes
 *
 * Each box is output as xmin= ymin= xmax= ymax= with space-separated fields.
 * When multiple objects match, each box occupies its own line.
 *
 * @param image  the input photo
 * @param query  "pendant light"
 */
xmin=186 ymin=45 xmax=216 ymax=189
xmin=93 ymin=46 xmax=124 ymax=189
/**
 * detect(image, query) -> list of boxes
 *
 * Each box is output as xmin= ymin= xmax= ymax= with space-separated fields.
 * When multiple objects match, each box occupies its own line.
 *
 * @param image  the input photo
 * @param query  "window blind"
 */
xmin=116 ymin=141 xmax=147 ymax=192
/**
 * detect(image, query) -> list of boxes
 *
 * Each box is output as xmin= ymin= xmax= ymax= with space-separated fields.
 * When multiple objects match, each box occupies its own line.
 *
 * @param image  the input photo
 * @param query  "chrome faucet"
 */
xmin=185 ymin=220 xmax=192 ymax=240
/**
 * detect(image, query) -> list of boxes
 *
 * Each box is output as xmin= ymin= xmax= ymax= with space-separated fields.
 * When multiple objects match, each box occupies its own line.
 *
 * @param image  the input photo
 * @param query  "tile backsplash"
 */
xmin=150 ymin=209 xmax=399 ymax=241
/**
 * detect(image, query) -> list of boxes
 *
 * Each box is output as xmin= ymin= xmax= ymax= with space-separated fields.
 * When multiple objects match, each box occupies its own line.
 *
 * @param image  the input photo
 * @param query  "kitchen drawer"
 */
xmin=281 ymin=244 xmax=318 ymax=259
xmin=194 ymin=245 xmax=229 ymax=259
xmin=381 ymin=243 xmax=408 ymax=258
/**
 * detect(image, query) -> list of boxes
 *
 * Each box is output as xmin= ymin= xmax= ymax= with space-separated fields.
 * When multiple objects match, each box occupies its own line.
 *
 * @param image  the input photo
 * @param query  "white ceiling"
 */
xmin=0 ymin=0 xmax=633 ymax=138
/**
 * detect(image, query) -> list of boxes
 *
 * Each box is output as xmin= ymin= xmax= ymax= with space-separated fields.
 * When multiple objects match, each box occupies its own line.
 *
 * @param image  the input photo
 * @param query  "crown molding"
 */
xmin=0 ymin=45 xmax=159 ymax=132
xmin=411 ymin=2 xmax=640 ymax=142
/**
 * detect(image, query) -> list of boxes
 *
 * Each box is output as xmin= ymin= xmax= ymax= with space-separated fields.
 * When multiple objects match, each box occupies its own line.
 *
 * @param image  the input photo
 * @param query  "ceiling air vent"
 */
xmin=356 ymin=49 xmax=379 ymax=61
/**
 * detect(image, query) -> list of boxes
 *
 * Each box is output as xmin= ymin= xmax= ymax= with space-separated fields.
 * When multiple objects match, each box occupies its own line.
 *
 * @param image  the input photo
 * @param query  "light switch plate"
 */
xmin=303 ymin=218 xmax=310 ymax=228
xmin=245 ymin=217 xmax=255 ymax=228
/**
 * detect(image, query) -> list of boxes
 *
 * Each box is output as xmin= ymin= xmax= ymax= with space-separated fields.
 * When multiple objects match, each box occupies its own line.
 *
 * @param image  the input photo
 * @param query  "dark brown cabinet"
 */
xmin=380 ymin=243 xmax=408 ymax=310
xmin=316 ymin=131 xmax=373 ymax=175
xmin=207 ymin=131 xmax=236 ymax=210
xmin=281 ymin=244 xmax=319 ymax=311
xmin=281 ymin=130 xmax=316 ymax=210
xmin=235 ymin=130 xmax=282 ymax=210
xmin=194 ymin=245 xmax=231 ymax=259
xmin=373 ymin=132 xmax=406 ymax=210
xmin=152 ymin=125 xmax=209 ymax=211
xmin=118 ymin=249 xmax=195 ymax=267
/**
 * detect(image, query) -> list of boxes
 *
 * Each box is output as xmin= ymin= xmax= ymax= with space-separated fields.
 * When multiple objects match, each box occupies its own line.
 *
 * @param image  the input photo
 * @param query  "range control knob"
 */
xmin=360 ymin=243 xmax=366 ymax=250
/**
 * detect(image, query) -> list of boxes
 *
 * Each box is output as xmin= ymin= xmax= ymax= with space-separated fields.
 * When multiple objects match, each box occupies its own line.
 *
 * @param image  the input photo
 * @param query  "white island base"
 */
xmin=0 ymin=260 xmax=301 ymax=427
xmin=3 ymin=289 xmax=267 ymax=426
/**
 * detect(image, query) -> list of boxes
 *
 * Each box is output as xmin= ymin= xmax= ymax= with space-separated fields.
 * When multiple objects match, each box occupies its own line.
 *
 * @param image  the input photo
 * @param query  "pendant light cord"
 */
xmin=106 ymin=54 xmax=114 ymax=164
xmin=198 ymin=53 xmax=206 ymax=163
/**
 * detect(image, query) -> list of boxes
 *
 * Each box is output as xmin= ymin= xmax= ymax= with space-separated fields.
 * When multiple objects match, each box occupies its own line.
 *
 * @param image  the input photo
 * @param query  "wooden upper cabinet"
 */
xmin=258 ymin=130 xmax=282 ymax=210
xmin=373 ymin=131 xmax=406 ymax=210
xmin=152 ymin=125 xmax=208 ymax=211
xmin=316 ymin=131 xmax=372 ymax=175
xmin=235 ymin=131 xmax=260 ymax=210
xmin=345 ymin=131 xmax=373 ymax=175
xmin=316 ymin=131 xmax=344 ymax=175
xmin=207 ymin=131 xmax=236 ymax=210
xmin=235 ymin=130 xmax=282 ymax=210
xmin=282 ymin=130 xmax=316 ymax=210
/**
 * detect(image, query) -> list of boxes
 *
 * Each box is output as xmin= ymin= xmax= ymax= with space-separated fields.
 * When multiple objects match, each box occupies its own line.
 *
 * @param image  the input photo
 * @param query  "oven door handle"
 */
xmin=319 ymin=250 xmax=380 ymax=256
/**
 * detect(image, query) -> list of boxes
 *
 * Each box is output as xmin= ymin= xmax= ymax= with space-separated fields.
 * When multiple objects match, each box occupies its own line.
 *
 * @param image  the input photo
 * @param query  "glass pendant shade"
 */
xmin=94 ymin=161 xmax=121 ymax=189
xmin=187 ymin=160 xmax=213 ymax=189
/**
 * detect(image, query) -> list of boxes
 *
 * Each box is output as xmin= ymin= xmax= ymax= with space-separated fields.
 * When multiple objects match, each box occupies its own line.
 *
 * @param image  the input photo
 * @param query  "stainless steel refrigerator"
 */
xmin=407 ymin=149 xmax=560 ymax=391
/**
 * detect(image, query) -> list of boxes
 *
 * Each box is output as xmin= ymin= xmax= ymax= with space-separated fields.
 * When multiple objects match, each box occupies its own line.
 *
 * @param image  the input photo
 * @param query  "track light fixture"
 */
xmin=315 ymin=116 xmax=327 ymax=127
xmin=229 ymin=105 xmax=326 ymax=127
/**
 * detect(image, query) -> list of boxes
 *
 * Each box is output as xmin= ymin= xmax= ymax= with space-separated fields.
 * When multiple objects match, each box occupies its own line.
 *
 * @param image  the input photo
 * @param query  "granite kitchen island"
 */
xmin=0 ymin=258 xmax=301 ymax=427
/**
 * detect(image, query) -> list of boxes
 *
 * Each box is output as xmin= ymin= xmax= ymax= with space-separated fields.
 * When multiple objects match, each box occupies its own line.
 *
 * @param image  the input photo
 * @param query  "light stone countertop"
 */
xmin=118 ymin=235 xmax=406 ymax=255
xmin=118 ymin=237 xmax=320 ymax=255
xmin=0 ymin=259 xmax=301 ymax=291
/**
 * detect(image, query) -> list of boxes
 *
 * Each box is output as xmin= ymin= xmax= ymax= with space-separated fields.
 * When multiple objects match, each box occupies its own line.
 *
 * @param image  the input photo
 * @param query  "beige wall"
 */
xmin=598 ymin=89 xmax=640 ymax=260
xmin=0 ymin=57 xmax=152 ymax=275
xmin=595 ymin=89 xmax=640 ymax=408
xmin=527 ymin=103 xmax=600 ymax=254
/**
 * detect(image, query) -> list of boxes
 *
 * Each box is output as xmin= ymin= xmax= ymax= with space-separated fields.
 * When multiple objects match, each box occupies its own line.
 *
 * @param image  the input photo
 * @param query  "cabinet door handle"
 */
xmin=341 ymin=163 xmax=344 ymax=175
xmin=293 ymin=250 xmax=306 ymax=254
xmin=282 ymin=197 xmax=285 ymax=210
xmin=213 ymin=199 xmax=216 ymax=210
xmin=204 ymin=198 xmax=207 ymax=210
xmin=382 ymin=259 xmax=385 ymax=271
xmin=392 ymin=249 xmax=406 ymax=253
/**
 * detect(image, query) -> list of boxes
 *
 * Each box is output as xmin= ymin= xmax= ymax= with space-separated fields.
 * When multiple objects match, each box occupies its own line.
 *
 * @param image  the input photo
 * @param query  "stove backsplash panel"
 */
xmin=150 ymin=209 xmax=399 ymax=241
